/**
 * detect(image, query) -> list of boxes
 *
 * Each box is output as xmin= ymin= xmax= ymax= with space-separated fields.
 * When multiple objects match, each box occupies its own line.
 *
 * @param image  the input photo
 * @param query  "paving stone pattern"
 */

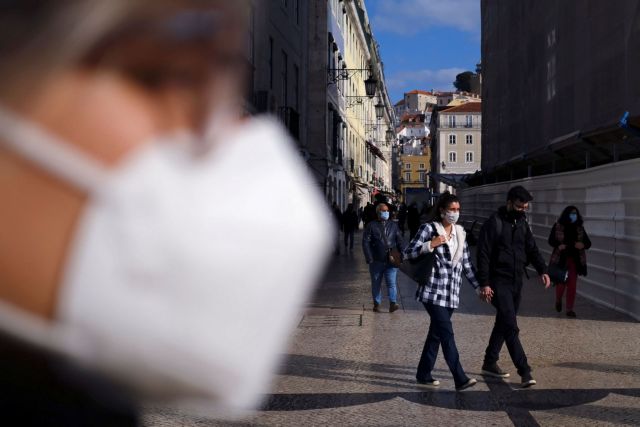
xmin=145 ymin=230 xmax=640 ymax=427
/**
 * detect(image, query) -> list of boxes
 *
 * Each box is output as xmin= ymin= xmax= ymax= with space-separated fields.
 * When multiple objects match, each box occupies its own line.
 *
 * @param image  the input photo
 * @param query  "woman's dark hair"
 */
xmin=558 ymin=205 xmax=583 ymax=226
xmin=429 ymin=192 xmax=460 ymax=222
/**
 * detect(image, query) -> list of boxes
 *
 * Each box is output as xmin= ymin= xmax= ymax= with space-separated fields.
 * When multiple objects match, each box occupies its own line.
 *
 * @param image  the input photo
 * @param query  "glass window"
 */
xmin=404 ymin=172 xmax=411 ymax=181
xmin=449 ymin=135 xmax=456 ymax=145
xmin=466 ymin=115 xmax=473 ymax=127
xmin=419 ymin=172 xmax=425 ymax=181
xmin=405 ymin=163 xmax=411 ymax=169
xmin=466 ymin=135 xmax=473 ymax=144
xmin=466 ymin=152 xmax=473 ymax=163
xmin=449 ymin=152 xmax=457 ymax=162
xmin=448 ymin=115 xmax=456 ymax=128
xmin=419 ymin=163 xmax=425 ymax=169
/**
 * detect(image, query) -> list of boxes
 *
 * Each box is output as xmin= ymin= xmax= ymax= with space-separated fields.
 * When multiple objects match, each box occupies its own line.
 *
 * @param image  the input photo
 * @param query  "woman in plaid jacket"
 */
xmin=404 ymin=193 xmax=493 ymax=390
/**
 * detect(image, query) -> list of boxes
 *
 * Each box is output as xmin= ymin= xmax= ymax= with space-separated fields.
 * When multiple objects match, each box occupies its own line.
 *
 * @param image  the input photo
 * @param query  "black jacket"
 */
xmin=342 ymin=210 xmax=359 ymax=232
xmin=362 ymin=220 xmax=405 ymax=264
xmin=476 ymin=206 xmax=547 ymax=287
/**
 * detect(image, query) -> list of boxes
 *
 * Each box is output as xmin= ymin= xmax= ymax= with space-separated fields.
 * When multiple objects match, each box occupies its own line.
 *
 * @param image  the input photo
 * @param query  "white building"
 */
xmin=433 ymin=102 xmax=482 ymax=193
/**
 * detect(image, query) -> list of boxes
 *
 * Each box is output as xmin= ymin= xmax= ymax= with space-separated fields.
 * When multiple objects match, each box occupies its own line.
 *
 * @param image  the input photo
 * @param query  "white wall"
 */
xmin=458 ymin=158 xmax=640 ymax=320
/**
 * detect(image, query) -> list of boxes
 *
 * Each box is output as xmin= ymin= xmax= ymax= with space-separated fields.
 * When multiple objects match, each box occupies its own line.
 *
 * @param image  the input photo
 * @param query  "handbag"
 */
xmin=378 ymin=222 xmax=402 ymax=267
xmin=400 ymin=251 xmax=435 ymax=285
xmin=548 ymin=263 xmax=569 ymax=285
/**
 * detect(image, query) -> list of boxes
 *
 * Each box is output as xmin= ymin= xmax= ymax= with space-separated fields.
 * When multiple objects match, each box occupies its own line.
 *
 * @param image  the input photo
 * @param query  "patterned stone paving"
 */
xmin=145 ymin=230 xmax=640 ymax=426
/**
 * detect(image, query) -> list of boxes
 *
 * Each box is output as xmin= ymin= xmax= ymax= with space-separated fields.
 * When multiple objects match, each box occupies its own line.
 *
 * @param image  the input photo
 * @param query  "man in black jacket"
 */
xmin=363 ymin=202 xmax=406 ymax=313
xmin=476 ymin=186 xmax=551 ymax=387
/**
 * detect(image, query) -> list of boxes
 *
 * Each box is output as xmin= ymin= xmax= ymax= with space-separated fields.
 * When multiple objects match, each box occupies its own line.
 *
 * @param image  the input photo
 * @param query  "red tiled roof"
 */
xmin=440 ymin=102 xmax=482 ymax=113
xmin=406 ymin=89 xmax=435 ymax=96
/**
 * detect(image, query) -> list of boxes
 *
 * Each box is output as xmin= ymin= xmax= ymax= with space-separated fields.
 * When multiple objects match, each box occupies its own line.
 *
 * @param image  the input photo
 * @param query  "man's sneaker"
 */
xmin=555 ymin=300 xmax=562 ymax=312
xmin=416 ymin=378 xmax=440 ymax=387
xmin=481 ymin=363 xmax=510 ymax=378
xmin=373 ymin=303 xmax=381 ymax=313
xmin=389 ymin=302 xmax=400 ymax=313
xmin=566 ymin=310 xmax=576 ymax=318
xmin=521 ymin=373 xmax=537 ymax=388
xmin=455 ymin=378 xmax=477 ymax=391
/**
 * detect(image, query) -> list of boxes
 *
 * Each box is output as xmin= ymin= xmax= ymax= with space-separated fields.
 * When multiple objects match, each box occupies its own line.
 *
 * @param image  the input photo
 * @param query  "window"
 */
xmin=466 ymin=135 xmax=473 ymax=145
xmin=419 ymin=163 xmax=425 ymax=169
xmin=281 ymin=50 xmax=288 ymax=105
xmin=294 ymin=64 xmax=299 ymax=109
xmin=466 ymin=115 xmax=473 ymax=127
xmin=405 ymin=163 xmax=411 ymax=169
xmin=269 ymin=37 xmax=274 ymax=89
xmin=419 ymin=172 xmax=425 ymax=181
xmin=448 ymin=115 xmax=456 ymax=128
xmin=404 ymin=172 xmax=411 ymax=181
xmin=449 ymin=152 xmax=457 ymax=162
xmin=465 ymin=152 xmax=473 ymax=163
xmin=449 ymin=135 xmax=457 ymax=145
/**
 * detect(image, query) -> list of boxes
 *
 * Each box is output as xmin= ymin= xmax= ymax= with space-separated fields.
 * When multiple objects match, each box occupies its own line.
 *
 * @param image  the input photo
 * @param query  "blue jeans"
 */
xmin=416 ymin=303 xmax=469 ymax=387
xmin=369 ymin=261 xmax=398 ymax=305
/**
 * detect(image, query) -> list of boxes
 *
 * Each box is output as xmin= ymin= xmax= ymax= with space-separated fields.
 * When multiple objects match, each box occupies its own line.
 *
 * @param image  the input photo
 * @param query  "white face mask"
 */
xmin=0 ymin=107 xmax=333 ymax=415
xmin=444 ymin=211 xmax=460 ymax=224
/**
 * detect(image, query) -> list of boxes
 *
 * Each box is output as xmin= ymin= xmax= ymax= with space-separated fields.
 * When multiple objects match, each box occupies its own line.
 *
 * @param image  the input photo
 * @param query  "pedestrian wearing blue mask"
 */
xmin=548 ymin=206 xmax=592 ymax=317
xmin=363 ymin=202 xmax=406 ymax=312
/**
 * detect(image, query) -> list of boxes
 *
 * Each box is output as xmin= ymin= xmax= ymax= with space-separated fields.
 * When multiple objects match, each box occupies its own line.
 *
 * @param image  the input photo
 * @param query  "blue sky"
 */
xmin=365 ymin=0 xmax=481 ymax=103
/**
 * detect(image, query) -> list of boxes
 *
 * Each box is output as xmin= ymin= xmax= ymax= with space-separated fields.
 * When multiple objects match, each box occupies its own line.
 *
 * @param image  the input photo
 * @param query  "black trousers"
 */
xmin=484 ymin=284 xmax=532 ymax=377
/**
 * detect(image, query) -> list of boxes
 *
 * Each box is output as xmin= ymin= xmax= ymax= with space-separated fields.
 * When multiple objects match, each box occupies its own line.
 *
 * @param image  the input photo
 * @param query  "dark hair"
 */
xmin=558 ymin=205 xmax=583 ymax=226
xmin=507 ymin=185 xmax=533 ymax=203
xmin=431 ymin=192 xmax=460 ymax=222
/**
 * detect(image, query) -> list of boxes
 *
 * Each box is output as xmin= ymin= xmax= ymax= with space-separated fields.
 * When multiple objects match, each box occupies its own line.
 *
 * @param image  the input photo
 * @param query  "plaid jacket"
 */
xmin=404 ymin=222 xmax=480 ymax=308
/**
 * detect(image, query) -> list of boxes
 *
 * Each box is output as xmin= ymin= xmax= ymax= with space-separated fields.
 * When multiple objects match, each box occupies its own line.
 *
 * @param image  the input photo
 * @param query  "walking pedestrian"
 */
xmin=476 ymin=186 xmax=551 ymax=387
xmin=548 ymin=206 xmax=591 ymax=317
xmin=398 ymin=203 xmax=407 ymax=236
xmin=363 ymin=202 xmax=377 ymax=226
xmin=404 ymin=193 xmax=493 ymax=391
xmin=363 ymin=202 xmax=406 ymax=313
xmin=407 ymin=202 xmax=420 ymax=239
xmin=342 ymin=203 xmax=359 ymax=251
xmin=331 ymin=202 xmax=343 ymax=255
xmin=0 ymin=0 xmax=333 ymax=423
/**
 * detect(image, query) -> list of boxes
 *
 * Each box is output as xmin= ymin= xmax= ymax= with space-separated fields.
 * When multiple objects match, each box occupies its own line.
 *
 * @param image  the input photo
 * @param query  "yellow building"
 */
xmin=399 ymin=143 xmax=431 ymax=204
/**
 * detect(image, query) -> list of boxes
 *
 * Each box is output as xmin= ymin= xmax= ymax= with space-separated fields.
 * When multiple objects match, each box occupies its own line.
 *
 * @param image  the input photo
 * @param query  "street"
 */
xmin=145 ymin=230 xmax=640 ymax=426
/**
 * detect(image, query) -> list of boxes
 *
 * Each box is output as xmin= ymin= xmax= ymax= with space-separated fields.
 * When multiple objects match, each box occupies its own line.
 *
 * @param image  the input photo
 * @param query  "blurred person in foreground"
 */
xmin=0 ymin=1 xmax=333 ymax=425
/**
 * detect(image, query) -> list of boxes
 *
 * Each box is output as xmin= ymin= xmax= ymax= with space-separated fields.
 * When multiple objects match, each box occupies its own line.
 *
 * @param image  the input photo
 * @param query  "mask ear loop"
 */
xmin=0 ymin=106 xmax=108 ymax=193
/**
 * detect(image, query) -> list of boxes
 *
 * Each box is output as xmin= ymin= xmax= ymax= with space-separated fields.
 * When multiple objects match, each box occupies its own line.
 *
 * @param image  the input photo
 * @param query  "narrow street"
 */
xmin=146 ymin=229 xmax=640 ymax=426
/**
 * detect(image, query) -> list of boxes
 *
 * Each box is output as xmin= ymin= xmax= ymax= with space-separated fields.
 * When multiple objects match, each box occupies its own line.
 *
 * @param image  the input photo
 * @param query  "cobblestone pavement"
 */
xmin=145 ymin=230 xmax=640 ymax=426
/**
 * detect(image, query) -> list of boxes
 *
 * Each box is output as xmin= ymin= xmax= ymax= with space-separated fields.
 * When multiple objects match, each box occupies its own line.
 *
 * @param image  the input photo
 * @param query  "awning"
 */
xmin=428 ymin=172 xmax=472 ymax=188
xmin=365 ymin=140 xmax=386 ymax=162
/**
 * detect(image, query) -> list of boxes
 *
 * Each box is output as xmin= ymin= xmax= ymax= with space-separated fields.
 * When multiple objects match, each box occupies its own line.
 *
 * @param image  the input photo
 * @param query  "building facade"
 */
xmin=432 ymin=102 xmax=482 ymax=193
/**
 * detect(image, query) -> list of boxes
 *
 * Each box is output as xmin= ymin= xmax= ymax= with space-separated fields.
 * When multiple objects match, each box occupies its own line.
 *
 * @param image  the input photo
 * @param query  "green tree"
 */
xmin=453 ymin=71 xmax=475 ymax=92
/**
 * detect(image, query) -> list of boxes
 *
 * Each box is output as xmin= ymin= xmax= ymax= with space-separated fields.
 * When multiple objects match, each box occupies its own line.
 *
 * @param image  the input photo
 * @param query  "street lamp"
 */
xmin=385 ymin=128 xmax=395 ymax=142
xmin=375 ymin=101 xmax=385 ymax=120
xmin=364 ymin=73 xmax=377 ymax=99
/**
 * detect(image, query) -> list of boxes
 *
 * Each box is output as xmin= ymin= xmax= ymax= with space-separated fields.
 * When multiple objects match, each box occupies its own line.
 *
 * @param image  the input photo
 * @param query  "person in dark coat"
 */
xmin=331 ymin=202 xmax=343 ymax=255
xmin=407 ymin=202 xmax=421 ymax=239
xmin=362 ymin=202 xmax=406 ymax=313
xmin=342 ymin=203 xmax=359 ymax=251
xmin=363 ymin=202 xmax=377 ymax=226
xmin=548 ymin=206 xmax=592 ymax=317
xmin=476 ymin=186 xmax=551 ymax=388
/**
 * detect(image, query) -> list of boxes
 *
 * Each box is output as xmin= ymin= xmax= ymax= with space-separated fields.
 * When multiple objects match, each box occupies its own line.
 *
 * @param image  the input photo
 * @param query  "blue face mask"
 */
xmin=379 ymin=211 xmax=390 ymax=221
xmin=569 ymin=213 xmax=578 ymax=223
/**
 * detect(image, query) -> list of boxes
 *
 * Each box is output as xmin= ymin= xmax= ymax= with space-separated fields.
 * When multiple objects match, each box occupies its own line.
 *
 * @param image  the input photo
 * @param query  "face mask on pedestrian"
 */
xmin=444 ymin=210 xmax=459 ymax=224
xmin=569 ymin=213 xmax=578 ymax=223
xmin=0 ymin=106 xmax=333 ymax=414
xmin=379 ymin=211 xmax=390 ymax=221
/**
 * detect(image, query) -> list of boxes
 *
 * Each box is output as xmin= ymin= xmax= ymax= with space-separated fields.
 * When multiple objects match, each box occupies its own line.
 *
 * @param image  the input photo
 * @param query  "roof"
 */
xmin=440 ymin=102 xmax=482 ymax=113
xmin=406 ymin=89 xmax=435 ymax=96
xmin=394 ymin=99 xmax=405 ymax=106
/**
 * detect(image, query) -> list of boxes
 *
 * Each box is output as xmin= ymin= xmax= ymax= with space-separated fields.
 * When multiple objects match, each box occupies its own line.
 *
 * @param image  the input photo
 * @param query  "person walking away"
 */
xmin=407 ymin=202 xmax=420 ymax=239
xmin=404 ymin=193 xmax=493 ymax=391
xmin=548 ymin=206 xmax=591 ymax=317
xmin=476 ymin=186 xmax=551 ymax=387
xmin=363 ymin=202 xmax=376 ymax=227
xmin=363 ymin=202 xmax=406 ymax=313
xmin=398 ymin=203 xmax=407 ymax=236
xmin=342 ymin=203 xmax=359 ymax=251
xmin=331 ymin=202 xmax=343 ymax=255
